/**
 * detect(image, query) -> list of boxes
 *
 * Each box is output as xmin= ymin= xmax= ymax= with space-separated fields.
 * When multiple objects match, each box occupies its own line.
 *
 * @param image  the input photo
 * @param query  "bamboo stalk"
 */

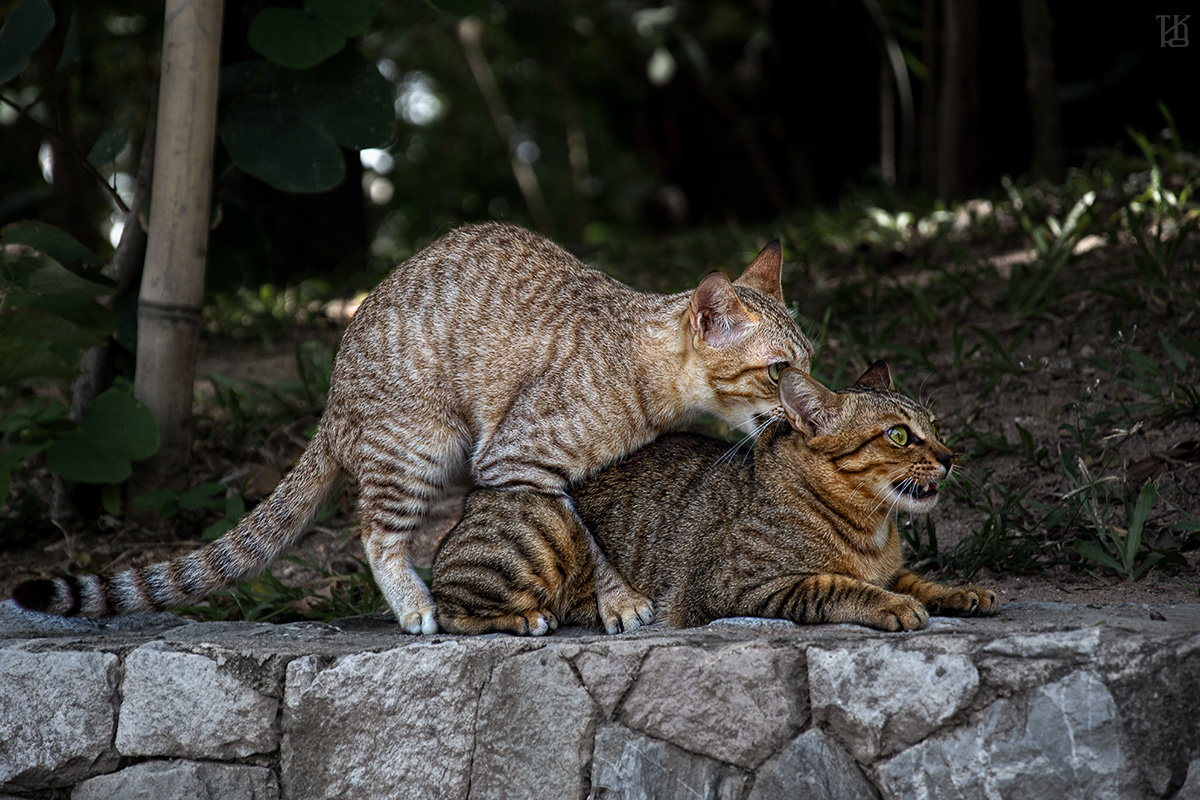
xmin=134 ymin=0 xmax=224 ymax=484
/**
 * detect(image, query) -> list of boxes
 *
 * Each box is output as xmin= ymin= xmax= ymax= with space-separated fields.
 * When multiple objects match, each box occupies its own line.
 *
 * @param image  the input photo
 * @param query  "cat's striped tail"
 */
xmin=11 ymin=432 xmax=341 ymax=617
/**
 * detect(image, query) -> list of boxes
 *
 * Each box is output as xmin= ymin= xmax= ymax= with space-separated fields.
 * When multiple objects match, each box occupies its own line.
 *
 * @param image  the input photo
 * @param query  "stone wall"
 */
xmin=1 ymin=600 xmax=1199 ymax=799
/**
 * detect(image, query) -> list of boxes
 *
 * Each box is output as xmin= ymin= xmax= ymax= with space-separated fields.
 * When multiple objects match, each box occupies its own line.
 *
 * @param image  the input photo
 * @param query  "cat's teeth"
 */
xmin=893 ymin=481 xmax=939 ymax=502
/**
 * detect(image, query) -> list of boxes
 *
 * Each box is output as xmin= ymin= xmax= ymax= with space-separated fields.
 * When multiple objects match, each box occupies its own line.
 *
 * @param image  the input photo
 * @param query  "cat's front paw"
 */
xmin=926 ymin=586 xmax=999 ymax=617
xmin=871 ymin=595 xmax=929 ymax=632
xmin=599 ymin=588 xmax=655 ymax=634
xmin=522 ymin=609 xmax=559 ymax=636
xmin=398 ymin=606 xmax=439 ymax=635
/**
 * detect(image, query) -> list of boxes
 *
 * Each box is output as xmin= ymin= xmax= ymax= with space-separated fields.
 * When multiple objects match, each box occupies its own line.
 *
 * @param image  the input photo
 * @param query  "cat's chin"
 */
xmin=889 ymin=481 xmax=940 ymax=513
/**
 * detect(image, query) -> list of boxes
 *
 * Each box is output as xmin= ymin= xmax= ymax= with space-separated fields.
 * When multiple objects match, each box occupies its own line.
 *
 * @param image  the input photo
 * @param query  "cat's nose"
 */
xmin=936 ymin=452 xmax=955 ymax=474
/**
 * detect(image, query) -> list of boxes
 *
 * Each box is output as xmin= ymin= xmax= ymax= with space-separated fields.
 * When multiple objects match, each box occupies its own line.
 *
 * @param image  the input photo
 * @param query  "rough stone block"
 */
xmin=71 ymin=759 xmax=278 ymax=800
xmin=573 ymin=641 xmax=650 ymax=718
xmin=282 ymin=642 xmax=489 ymax=800
xmin=748 ymin=729 xmax=880 ymax=800
xmin=592 ymin=723 xmax=747 ymax=800
xmin=808 ymin=643 xmax=979 ymax=762
xmin=470 ymin=649 xmax=596 ymax=799
xmin=1174 ymin=758 xmax=1200 ymax=800
xmin=1109 ymin=642 xmax=1200 ymax=797
xmin=0 ymin=647 xmax=119 ymax=790
xmin=117 ymin=643 xmax=279 ymax=759
xmin=876 ymin=670 xmax=1138 ymax=800
xmin=620 ymin=642 xmax=804 ymax=768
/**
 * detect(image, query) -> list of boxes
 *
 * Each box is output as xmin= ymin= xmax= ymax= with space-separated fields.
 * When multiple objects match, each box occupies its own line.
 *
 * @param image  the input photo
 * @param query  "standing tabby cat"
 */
xmin=12 ymin=223 xmax=813 ymax=634
xmin=432 ymin=362 xmax=997 ymax=633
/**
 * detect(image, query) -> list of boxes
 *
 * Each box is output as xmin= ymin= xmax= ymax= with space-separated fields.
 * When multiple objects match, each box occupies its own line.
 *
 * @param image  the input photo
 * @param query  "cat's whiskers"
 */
xmin=864 ymin=466 xmax=912 ymax=516
xmin=714 ymin=411 xmax=777 ymax=468
xmin=943 ymin=464 xmax=983 ymax=494
xmin=847 ymin=464 xmax=902 ymax=506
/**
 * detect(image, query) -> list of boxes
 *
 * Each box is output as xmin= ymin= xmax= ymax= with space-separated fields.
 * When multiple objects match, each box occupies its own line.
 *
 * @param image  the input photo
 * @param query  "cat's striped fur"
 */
xmin=13 ymin=223 xmax=813 ymax=634
xmin=431 ymin=362 xmax=997 ymax=634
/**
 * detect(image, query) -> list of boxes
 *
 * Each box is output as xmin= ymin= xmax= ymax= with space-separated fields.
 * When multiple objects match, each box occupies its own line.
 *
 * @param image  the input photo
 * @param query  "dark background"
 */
xmin=1 ymin=0 xmax=1197 ymax=289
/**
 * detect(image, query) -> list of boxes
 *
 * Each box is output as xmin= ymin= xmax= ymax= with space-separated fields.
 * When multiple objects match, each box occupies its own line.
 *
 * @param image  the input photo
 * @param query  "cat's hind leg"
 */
xmin=430 ymin=489 xmax=596 ymax=636
xmin=473 ymin=443 xmax=654 ymax=634
xmin=356 ymin=419 xmax=468 ymax=634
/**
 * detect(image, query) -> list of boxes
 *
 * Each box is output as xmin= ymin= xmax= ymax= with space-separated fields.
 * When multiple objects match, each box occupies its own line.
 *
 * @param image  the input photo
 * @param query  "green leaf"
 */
xmin=296 ymin=48 xmax=395 ymax=149
xmin=1125 ymin=484 xmax=1158 ymax=566
xmin=2 ymin=290 xmax=114 ymax=334
xmin=23 ymin=261 xmax=113 ymax=296
xmin=43 ymin=389 xmax=158 ymax=484
xmin=225 ymin=492 xmax=245 ymax=519
xmin=202 ymin=518 xmax=235 ymax=540
xmin=1074 ymin=540 xmax=1123 ymax=573
xmin=132 ymin=488 xmax=180 ymax=516
xmin=100 ymin=483 xmax=123 ymax=516
xmin=219 ymin=60 xmax=268 ymax=101
xmin=0 ymin=0 xmax=55 ymax=85
xmin=1 ymin=220 xmax=103 ymax=266
xmin=0 ymin=307 xmax=101 ymax=349
xmin=424 ymin=0 xmax=489 ymax=15
xmin=87 ymin=127 xmax=128 ymax=169
xmin=55 ymin=9 xmax=79 ymax=74
xmin=179 ymin=482 xmax=223 ymax=512
xmin=0 ymin=339 xmax=75 ymax=384
xmin=220 ymin=96 xmax=346 ymax=193
xmin=307 ymin=0 xmax=382 ymax=37
xmin=1159 ymin=333 xmax=1191 ymax=372
xmin=247 ymin=8 xmax=345 ymax=70
xmin=79 ymin=388 xmax=159 ymax=461
xmin=45 ymin=432 xmax=132 ymax=483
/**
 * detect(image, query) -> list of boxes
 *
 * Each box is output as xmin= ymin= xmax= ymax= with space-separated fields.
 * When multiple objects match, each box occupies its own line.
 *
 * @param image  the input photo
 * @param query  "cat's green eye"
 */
xmin=767 ymin=362 xmax=788 ymax=383
xmin=887 ymin=426 xmax=910 ymax=447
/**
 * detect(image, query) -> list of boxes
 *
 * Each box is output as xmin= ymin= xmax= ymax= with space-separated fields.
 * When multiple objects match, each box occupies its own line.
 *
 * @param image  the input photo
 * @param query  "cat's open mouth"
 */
xmin=893 ymin=481 xmax=938 ymax=501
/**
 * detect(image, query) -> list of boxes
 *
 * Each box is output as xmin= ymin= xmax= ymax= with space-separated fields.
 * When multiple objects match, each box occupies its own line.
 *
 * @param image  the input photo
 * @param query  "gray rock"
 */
xmin=748 ymin=729 xmax=880 ymax=800
xmin=980 ymin=627 xmax=1101 ymax=659
xmin=1174 ymin=758 xmax=1200 ymax=800
xmin=877 ymin=670 xmax=1138 ymax=800
xmin=573 ymin=641 xmax=651 ymax=717
xmin=71 ymin=759 xmax=278 ymax=800
xmin=282 ymin=642 xmax=489 ymax=800
xmin=0 ymin=599 xmax=184 ymax=639
xmin=116 ymin=642 xmax=279 ymax=758
xmin=1108 ymin=640 xmax=1200 ymax=797
xmin=470 ymin=649 xmax=596 ymax=799
xmin=591 ymin=723 xmax=747 ymax=800
xmin=620 ymin=642 xmax=804 ymax=768
xmin=808 ymin=643 xmax=979 ymax=762
xmin=0 ymin=647 xmax=119 ymax=789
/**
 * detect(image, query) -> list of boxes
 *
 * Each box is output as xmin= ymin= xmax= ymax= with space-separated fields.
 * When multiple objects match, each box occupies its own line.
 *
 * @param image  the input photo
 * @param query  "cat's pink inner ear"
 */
xmin=690 ymin=273 xmax=754 ymax=348
xmin=732 ymin=239 xmax=784 ymax=304
xmin=779 ymin=368 xmax=839 ymax=435
xmin=854 ymin=360 xmax=893 ymax=390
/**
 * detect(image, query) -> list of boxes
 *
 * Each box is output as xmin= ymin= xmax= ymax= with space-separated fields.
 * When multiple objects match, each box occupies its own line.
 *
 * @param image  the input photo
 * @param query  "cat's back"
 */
xmin=574 ymin=433 xmax=746 ymax=588
xmin=575 ymin=433 xmax=738 ymax=508
xmin=377 ymin=222 xmax=628 ymax=311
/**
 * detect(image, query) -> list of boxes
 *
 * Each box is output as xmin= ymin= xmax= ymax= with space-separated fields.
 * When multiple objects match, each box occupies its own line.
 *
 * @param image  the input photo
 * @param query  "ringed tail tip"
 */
xmin=12 ymin=578 xmax=60 ymax=613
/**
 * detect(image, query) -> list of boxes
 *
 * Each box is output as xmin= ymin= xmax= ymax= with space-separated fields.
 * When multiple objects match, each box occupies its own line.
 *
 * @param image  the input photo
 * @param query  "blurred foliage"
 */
xmin=0 ymin=224 xmax=158 ymax=516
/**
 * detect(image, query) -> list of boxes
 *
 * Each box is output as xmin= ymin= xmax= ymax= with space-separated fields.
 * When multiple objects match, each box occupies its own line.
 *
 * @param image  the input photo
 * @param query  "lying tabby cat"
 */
xmin=432 ymin=362 xmax=997 ymax=633
xmin=13 ymin=223 xmax=813 ymax=634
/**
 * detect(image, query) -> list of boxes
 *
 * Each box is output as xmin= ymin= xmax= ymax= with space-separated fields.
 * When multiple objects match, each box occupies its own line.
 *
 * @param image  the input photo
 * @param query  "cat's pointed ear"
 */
xmin=854 ymin=360 xmax=893 ymax=391
xmin=733 ymin=239 xmax=784 ymax=304
xmin=690 ymin=273 xmax=755 ymax=348
xmin=779 ymin=368 xmax=841 ymax=436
